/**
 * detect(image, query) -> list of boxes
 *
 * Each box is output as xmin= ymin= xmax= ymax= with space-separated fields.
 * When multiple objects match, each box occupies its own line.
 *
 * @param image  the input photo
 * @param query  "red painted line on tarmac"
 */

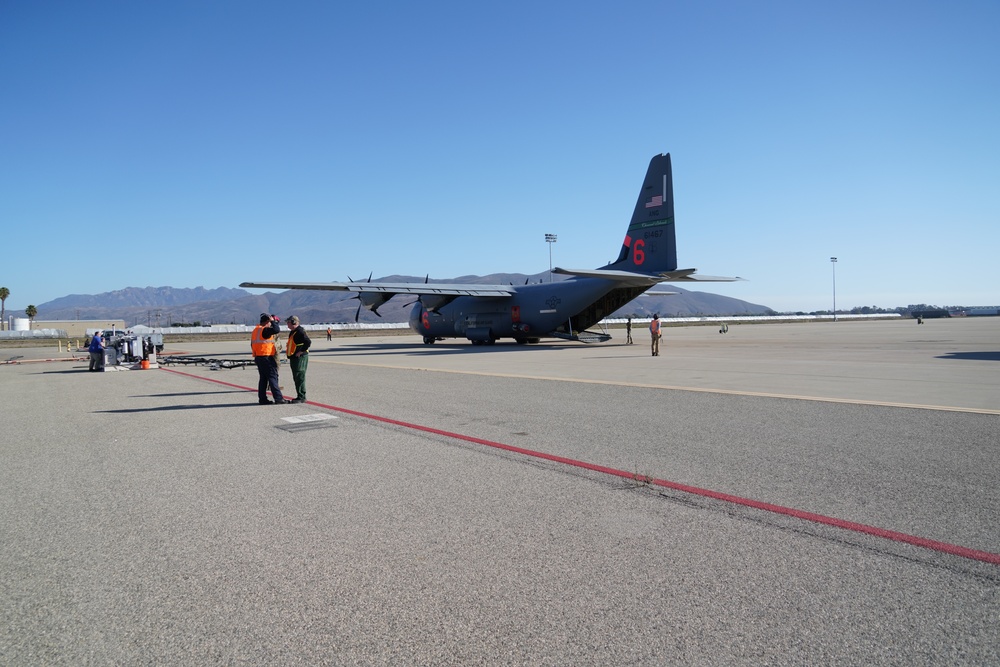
xmin=162 ymin=367 xmax=1000 ymax=566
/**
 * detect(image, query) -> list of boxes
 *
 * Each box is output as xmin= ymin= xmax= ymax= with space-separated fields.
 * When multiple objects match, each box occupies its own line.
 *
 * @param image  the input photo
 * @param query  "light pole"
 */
xmin=545 ymin=234 xmax=557 ymax=282
xmin=830 ymin=257 xmax=838 ymax=321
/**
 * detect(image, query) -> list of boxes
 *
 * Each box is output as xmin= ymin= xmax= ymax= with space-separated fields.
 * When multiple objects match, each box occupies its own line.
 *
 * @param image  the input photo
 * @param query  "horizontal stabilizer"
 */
xmin=553 ymin=267 xmax=743 ymax=285
xmin=551 ymin=267 xmax=664 ymax=286
xmin=660 ymin=271 xmax=746 ymax=282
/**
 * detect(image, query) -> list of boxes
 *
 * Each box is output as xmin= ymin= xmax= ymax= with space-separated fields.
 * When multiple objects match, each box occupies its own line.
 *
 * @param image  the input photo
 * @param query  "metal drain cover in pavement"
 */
xmin=276 ymin=413 xmax=339 ymax=432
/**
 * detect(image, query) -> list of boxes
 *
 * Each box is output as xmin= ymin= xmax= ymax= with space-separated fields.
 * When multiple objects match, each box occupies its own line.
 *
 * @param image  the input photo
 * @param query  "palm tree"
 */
xmin=0 ymin=286 xmax=9 ymax=330
xmin=25 ymin=304 xmax=37 ymax=323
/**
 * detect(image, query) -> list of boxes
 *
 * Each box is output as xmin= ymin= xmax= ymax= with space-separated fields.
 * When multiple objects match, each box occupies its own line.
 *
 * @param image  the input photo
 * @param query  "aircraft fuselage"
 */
xmin=408 ymin=278 xmax=645 ymax=344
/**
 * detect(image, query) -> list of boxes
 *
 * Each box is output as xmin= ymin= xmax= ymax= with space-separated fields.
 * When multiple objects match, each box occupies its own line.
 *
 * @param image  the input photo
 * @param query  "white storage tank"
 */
xmin=13 ymin=318 xmax=31 ymax=331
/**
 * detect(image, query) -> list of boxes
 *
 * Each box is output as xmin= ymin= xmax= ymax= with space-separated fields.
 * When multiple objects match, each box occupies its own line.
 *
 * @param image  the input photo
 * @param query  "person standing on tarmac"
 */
xmin=285 ymin=315 xmax=311 ymax=403
xmin=88 ymin=330 xmax=105 ymax=371
xmin=650 ymin=314 xmax=662 ymax=357
xmin=251 ymin=313 xmax=287 ymax=404
xmin=626 ymin=317 xmax=633 ymax=344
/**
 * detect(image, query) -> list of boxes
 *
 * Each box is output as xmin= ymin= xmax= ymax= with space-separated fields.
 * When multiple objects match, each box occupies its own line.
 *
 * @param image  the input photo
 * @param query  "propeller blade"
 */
xmin=347 ymin=272 xmax=374 ymax=283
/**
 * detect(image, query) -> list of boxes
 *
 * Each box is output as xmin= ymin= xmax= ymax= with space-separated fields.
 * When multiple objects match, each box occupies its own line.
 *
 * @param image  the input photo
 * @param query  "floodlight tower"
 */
xmin=545 ymin=234 xmax=557 ymax=282
xmin=830 ymin=257 xmax=838 ymax=321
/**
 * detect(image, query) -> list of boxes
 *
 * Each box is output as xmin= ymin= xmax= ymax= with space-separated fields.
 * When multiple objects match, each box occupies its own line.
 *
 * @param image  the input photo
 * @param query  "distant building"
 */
xmin=29 ymin=319 xmax=126 ymax=338
xmin=911 ymin=309 xmax=950 ymax=319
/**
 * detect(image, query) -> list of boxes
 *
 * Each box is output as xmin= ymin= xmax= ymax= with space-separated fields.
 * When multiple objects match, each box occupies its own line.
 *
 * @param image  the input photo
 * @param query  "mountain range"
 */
xmin=35 ymin=274 xmax=773 ymax=326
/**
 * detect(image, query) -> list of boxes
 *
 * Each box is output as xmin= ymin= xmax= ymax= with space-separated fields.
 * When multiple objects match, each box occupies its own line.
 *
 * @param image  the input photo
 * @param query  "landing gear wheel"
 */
xmin=423 ymin=336 xmax=436 ymax=345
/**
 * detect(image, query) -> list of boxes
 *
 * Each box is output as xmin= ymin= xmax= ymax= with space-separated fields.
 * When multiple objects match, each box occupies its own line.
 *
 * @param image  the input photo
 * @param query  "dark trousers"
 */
xmin=290 ymin=354 xmax=308 ymax=400
xmin=255 ymin=356 xmax=284 ymax=402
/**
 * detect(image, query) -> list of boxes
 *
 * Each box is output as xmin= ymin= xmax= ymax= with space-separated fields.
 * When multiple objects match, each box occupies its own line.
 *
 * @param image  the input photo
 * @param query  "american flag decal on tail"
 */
xmin=645 ymin=174 xmax=668 ymax=209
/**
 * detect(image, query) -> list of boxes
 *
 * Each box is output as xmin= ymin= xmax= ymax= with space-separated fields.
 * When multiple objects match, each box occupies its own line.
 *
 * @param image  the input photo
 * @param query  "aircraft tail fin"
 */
xmin=600 ymin=153 xmax=678 ymax=274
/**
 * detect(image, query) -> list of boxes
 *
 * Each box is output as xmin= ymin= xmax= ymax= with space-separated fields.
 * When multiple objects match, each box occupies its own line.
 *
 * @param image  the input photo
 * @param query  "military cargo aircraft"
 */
xmin=241 ymin=153 xmax=741 ymax=345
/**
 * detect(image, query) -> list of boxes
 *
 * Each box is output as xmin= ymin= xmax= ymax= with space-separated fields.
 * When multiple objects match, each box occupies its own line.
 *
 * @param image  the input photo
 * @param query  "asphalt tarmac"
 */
xmin=1 ymin=318 xmax=997 ymax=665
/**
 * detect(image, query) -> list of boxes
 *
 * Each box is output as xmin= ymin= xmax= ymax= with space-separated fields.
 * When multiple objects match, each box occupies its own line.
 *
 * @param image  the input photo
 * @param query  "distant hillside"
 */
xmin=36 ymin=277 xmax=772 ymax=326
xmin=42 ymin=286 xmax=249 ymax=311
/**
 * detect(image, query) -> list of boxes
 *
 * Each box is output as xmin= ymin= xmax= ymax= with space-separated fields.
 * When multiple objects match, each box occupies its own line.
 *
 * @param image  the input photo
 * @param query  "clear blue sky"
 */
xmin=2 ymin=1 xmax=997 ymax=314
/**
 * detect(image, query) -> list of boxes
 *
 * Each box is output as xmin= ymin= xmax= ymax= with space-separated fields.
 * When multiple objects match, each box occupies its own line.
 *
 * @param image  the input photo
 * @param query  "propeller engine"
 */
xmin=354 ymin=292 xmax=392 ymax=320
xmin=347 ymin=272 xmax=391 ymax=321
xmin=402 ymin=274 xmax=457 ymax=313
xmin=418 ymin=294 xmax=458 ymax=312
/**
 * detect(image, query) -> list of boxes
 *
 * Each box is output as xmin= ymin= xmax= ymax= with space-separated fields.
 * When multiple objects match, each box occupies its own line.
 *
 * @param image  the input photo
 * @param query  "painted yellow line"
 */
xmin=318 ymin=358 xmax=1000 ymax=416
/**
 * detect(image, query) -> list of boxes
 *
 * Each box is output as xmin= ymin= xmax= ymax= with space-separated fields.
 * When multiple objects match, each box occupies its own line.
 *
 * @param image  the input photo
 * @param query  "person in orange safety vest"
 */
xmin=251 ymin=313 xmax=287 ymax=404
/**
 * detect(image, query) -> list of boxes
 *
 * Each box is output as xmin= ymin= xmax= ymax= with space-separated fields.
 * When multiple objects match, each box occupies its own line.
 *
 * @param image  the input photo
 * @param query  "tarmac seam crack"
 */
xmin=342 ymin=412 xmax=1000 ymax=581
xmin=321 ymin=360 xmax=1000 ymax=415
xmin=163 ymin=367 xmax=1000 ymax=568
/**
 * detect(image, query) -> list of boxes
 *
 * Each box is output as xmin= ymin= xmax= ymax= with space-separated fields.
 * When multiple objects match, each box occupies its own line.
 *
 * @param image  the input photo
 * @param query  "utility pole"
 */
xmin=545 ymin=233 xmax=557 ymax=282
xmin=830 ymin=257 xmax=838 ymax=321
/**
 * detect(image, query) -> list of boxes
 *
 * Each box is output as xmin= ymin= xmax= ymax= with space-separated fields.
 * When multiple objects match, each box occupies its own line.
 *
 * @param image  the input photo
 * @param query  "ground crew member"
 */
xmin=626 ymin=317 xmax=633 ymax=344
xmin=650 ymin=314 xmax=662 ymax=356
xmin=285 ymin=315 xmax=311 ymax=403
xmin=326 ymin=326 xmax=333 ymax=341
xmin=251 ymin=313 xmax=287 ymax=404
xmin=88 ymin=330 xmax=105 ymax=371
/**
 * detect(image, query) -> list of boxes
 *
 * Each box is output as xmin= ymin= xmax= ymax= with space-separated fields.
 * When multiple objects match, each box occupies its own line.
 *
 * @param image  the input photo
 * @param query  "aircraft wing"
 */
xmin=239 ymin=281 xmax=516 ymax=298
xmin=552 ymin=267 xmax=744 ymax=284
